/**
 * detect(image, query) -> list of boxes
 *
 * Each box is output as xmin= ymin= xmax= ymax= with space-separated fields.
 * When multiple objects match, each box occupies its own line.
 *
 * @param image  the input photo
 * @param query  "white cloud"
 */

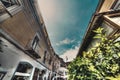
xmin=56 ymin=38 xmax=75 ymax=46
xmin=60 ymin=46 xmax=79 ymax=62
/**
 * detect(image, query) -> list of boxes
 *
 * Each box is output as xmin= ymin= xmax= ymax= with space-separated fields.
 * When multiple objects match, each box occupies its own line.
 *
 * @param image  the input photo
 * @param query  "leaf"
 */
xmin=93 ymin=27 xmax=104 ymax=34
xmin=68 ymin=27 xmax=120 ymax=80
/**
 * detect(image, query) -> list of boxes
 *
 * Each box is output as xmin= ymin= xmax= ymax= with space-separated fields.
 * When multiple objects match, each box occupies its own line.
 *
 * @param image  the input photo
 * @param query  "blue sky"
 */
xmin=38 ymin=0 xmax=99 ymax=61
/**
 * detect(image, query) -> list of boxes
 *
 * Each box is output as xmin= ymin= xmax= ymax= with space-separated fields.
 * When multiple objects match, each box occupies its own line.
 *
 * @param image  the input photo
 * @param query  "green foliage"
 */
xmin=68 ymin=27 xmax=120 ymax=80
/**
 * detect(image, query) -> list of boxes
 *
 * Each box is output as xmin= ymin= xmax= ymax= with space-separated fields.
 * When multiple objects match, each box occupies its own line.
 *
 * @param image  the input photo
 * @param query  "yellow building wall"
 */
xmin=99 ymin=0 xmax=115 ymax=13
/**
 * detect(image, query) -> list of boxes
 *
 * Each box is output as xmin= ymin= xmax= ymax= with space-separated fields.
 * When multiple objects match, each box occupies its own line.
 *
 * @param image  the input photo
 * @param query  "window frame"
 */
xmin=49 ymin=56 xmax=52 ymax=65
xmin=0 ymin=0 xmax=22 ymax=22
xmin=0 ymin=71 xmax=7 ymax=80
xmin=115 ymin=3 xmax=120 ymax=10
xmin=110 ymin=0 xmax=120 ymax=10
xmin=11 ymin=62 xmax=33 ymax=80
xmin=112 ymin=0 xmax=120 ymax=10
xmin=104 ymin=13 xmax=120 ymax=28
xmin=1 ymin=0 xmax=20 ymax=8
xmin=31 ymin=33 xmax=40 ymax=51
xmin=32 ymin=68 xmax=40 ymax=80
xmin=43 ymin=50 xmax=47 ymax=63
xmin=25 ymin=33 xmax=41 ymax=58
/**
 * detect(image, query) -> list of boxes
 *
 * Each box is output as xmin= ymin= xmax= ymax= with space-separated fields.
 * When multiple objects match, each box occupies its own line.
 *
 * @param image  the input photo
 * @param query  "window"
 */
xmin=116 ymin=3 xmax=120 ymax=10
xmin=115 ymin=36 xmax=120 ymax=42
xmin=32 ymin=34 xmax=41 ymax=56
xmin=56 ymin=77 xmax=64 ymax=80
xmin=104 ymin=14 xmax=120 ymax=27
xmin=0 ymin=71 xmax=6 ymax=80
xmin=113 ymin=0 xmax=120 ymax=10
xmin=0 ymin=0 xmax=21 ymax=22
xmin=110 ymin=16 xmax=120 ymax=25
xmin=101 ymin=22 xmax=114 ymax=36
xmin=33 ymin=68 xmax=46 ymax=80
xmin=58 ymin=71 xmax=64 ymax=75
xmin=25 ymin=34 xmax=41 ymax=58
xmin=12 ymin=62 xmax=33 ymax=80
xmin=49 ymin=56 xmax=52 ymax=65
xmin=0 ymin=1 xmax=6 ymax=15
xmin=32 ymin=35 xmax=39 ymax=50
xmin=43 ymin=50 xmax=47 ymax=63
xmin=32 ymin=68 xmax=40 ymax=80
xmin=0 ymin=0 xmax=20 ymax=8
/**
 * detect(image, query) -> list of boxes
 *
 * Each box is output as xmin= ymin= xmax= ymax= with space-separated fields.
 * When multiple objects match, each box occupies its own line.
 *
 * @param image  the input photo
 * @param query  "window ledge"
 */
xmin=8 ymin=5 xmax=23 ymax=15
xmin=0 ymin=5 xmax=23 ymax=23
xmin=15 ymin=72 xmax=30 ymax=77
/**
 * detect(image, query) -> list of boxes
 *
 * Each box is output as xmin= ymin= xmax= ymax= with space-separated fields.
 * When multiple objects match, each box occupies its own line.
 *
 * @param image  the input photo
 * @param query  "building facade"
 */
xmin=77 ymin=0 xmax=120 ymax=56
xmin=0 ymin=0 xmax=64 ymax=80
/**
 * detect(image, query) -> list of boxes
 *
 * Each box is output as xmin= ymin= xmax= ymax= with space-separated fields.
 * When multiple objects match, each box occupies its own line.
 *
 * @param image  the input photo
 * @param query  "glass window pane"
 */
xmin=116 ymin=4 xmax=120 ymax=9
xmin=110 ymin=16 xmax=120 ymax=25
xmin=102 ymin=22 xmax=114 ymax=36
xmin=113 ymin=0 xmax=120 ymax=10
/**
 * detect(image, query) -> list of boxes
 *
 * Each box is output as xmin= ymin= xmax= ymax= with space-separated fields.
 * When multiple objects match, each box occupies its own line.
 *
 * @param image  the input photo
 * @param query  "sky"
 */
xmin=38 ymin=0 xmax=99 ymax=62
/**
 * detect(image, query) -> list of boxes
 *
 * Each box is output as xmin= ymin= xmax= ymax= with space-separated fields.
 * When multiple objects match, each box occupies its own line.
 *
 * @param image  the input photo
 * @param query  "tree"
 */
xmin=68 ymin=28 xmax=120 ymax=80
